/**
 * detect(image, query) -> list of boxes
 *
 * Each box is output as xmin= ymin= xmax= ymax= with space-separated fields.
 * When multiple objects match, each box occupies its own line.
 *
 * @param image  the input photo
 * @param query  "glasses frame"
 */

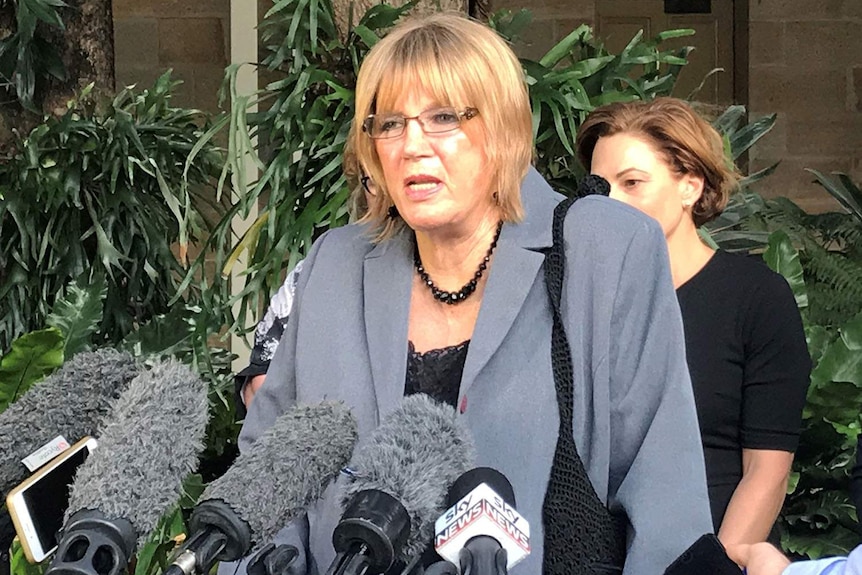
xmin=361 ymin=107 xmax=479 ymax=140
xmin=360 ymin=175 xmax=376 ymax=196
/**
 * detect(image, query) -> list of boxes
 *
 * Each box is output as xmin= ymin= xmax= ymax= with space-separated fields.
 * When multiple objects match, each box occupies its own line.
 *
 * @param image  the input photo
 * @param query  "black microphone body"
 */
xmin=327 ymin=394 xmax=475 ymax=575
xmin=46 ymin=359 xmax=209 ymax=575
xmin=167 ymin=402 xmax=358 ymax=575
xmin=246 ymin=543 xmax=301 ymax=575
xmin=458 ymin=536 xmax=508 ymax=575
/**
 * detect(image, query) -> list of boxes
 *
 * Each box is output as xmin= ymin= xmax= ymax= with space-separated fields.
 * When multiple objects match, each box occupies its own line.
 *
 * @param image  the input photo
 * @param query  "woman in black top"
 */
xmin=576 ymin=98 xmax=811 ymax=553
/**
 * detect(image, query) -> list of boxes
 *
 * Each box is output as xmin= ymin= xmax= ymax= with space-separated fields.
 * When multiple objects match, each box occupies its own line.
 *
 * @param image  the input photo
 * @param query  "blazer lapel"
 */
xmin=460 ymin=167 xmax=561 ymax=398
xmin=363 ymin=231 xmax=413 ymax=419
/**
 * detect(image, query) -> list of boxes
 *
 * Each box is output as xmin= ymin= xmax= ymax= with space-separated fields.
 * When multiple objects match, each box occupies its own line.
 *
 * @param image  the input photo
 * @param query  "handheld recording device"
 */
xmin=6 ymin=436 xmax=98 ymax=563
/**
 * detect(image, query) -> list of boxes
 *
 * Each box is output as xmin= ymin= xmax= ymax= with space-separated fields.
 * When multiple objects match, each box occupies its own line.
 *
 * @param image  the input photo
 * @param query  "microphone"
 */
xmin=663 ymin=534 xmax=743 ymax=575
xmin=246 ymin=544 xmax=301 ymax=575
xmin=0 ymin=348 xmax=139 ymax=493
xmin=326 ymin=394 xmax=476 ymax=575
xmin=45 ymin=358 xmax=210 ymax=575
xmin=574 ymin=174 xmax=611 ymax=198
xmin=433 ymin=468 xmax=530 ymax=574
xmin=165 ymin=402 xmax=358 ymax=575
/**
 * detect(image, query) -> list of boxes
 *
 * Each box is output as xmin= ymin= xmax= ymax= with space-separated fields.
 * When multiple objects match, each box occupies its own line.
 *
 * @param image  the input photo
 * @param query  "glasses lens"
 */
xmin=371 ymin=115 xmax=406 ymax=139
xmin=420 ymin=108 xmax=462 ymax=134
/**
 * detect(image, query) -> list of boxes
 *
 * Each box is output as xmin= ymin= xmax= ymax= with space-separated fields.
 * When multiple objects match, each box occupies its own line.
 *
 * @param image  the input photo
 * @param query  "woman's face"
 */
xmin=373 ymin=88 xmax=495 ymax=238
xmin=590 ymin=132 xmax=702 ymax=239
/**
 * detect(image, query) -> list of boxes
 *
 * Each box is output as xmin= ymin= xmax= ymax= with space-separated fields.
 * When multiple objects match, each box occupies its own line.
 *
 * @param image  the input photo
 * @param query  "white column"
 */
xmin=229 ymin=0 xmax=259 ymax=372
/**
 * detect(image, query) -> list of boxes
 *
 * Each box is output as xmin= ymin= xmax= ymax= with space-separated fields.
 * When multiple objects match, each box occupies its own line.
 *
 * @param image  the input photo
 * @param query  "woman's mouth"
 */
xmin=404 ymin=176 xmax=443 ymax=201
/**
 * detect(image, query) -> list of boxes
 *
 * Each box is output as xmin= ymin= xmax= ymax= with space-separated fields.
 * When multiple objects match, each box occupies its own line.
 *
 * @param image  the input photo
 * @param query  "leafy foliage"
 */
xmin=0 ymin=0 xmax=67 ymax=112
xmin=493 ymin=10 xmax=695 ymax=195
xmin=0 ymin=327 xmax=64 ymax=411
xmin=0 ymin=71 xmax=223 ymax=352
xmin=45 ymin=273 xmax=107 ymax=358
xmin=747 ymin=181 xmax=862 ymax=557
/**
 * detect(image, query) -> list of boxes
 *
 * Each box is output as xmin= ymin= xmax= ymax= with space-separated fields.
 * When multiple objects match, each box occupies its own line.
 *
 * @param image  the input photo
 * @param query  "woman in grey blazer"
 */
xmin=238 ymin=12 xmax=713 ymax=575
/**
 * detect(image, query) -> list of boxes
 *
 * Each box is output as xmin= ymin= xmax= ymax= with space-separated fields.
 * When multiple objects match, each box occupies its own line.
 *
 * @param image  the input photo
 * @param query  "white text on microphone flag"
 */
xmin=434 ymin=483 xmax=530 ymax=569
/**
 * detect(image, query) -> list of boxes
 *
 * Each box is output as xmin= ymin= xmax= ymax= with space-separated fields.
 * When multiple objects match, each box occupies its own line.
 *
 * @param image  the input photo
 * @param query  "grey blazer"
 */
xmin=237 ymin=168 xmax=713 ymax=575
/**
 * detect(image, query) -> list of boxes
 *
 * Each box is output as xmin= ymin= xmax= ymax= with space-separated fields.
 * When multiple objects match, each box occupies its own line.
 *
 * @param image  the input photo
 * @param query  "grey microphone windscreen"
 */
xmin=0 ymin=348 xmax=139 ymax=494
xmin=341 ymin=394 xmax=476 ymax=562
xmin=201 ymin=402 xmax=358 ymax=545
xmin=65 ymin=358 xmax=209 ymax=548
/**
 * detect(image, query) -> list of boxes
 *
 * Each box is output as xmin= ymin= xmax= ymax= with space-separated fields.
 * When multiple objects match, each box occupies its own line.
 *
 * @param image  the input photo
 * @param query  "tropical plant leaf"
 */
xmin=0 ymin=328 xmax=64 ymax=411
xmin=807 ymin=169 xmax=862 ymax=224
xmin=764 ymin=229 xmax=808 ymax=309
xmin=9 ymin=539 xmax=47 ymax=575
xmin=46 ymin=274 xmax=107 ymax=357
xmin=810 ymin=311 xmax=862 ymax=388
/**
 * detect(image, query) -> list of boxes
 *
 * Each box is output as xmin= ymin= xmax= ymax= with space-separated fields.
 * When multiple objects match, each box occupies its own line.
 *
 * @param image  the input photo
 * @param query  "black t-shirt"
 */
xmin=676 ymin=250 xmax=811 ymax=532
xmin=852 ymin=435 xmax=862 ymax=526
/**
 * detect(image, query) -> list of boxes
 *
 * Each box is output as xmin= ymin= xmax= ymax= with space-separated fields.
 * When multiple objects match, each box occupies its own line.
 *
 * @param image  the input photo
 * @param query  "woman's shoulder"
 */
xmin=307 ymin=222 xmax=379 ymax=261
xmin=563 ymin=195 xmax=666 ymax=253
xmin=711 ymin=250 xmax=794 ymax=295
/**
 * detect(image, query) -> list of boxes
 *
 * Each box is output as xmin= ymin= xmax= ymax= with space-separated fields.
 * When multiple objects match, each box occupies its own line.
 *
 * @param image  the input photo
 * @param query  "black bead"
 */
xmin=413 ymin=220 xmax=503 ymax=305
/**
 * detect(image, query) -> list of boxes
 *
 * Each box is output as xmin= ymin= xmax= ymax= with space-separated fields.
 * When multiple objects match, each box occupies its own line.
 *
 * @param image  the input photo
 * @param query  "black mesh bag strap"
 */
xmin=541 ymin=190 xmax=626 ymax=575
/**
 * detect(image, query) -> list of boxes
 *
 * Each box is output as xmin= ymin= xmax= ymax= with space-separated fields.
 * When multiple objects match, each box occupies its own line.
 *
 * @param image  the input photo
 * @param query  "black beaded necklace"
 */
xmin=414 ymin=220 xmax=503 ymax=305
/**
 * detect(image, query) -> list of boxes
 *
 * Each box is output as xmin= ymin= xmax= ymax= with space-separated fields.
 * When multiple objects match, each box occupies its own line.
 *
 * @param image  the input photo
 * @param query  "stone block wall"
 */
xmin=747 ymin=0 xmax=862 ymax=212
xmin=113 ymin=0 xmax=230 ymax=114
xmin=491 ymin=0 xmax=862 ymax=212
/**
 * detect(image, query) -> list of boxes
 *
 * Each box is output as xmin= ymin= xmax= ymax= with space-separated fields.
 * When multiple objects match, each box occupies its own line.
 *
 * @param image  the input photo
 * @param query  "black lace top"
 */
xmin=404 ymin=339 xmax=470 ymax=408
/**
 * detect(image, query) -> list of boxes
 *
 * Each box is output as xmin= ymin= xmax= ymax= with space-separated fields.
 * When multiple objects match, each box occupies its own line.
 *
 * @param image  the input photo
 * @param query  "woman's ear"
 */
xmin=680 ymin=173 xmax=705 ymax=208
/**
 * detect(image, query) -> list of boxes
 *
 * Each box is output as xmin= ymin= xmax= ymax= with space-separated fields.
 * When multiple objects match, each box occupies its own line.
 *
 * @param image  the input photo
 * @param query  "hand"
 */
xmin=242 ymin=374 xmax=267 ymax=407
xmin=725 ymin=543 xmax=790 ymax=575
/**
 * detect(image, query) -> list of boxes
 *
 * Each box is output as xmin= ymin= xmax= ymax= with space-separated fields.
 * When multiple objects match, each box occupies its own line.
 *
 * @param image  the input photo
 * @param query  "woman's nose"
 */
xmin=402 ymin=118 xmax=432 ymax=157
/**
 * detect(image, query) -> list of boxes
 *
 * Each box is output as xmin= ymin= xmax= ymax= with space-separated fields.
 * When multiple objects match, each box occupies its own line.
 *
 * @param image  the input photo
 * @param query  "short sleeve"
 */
xmin=739 ymin=271 xmax=811 ymax=451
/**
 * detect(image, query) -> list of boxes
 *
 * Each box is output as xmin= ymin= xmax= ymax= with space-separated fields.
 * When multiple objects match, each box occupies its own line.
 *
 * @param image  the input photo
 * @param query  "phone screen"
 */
xmin=19 ymin=446 xmax=90 ymax=555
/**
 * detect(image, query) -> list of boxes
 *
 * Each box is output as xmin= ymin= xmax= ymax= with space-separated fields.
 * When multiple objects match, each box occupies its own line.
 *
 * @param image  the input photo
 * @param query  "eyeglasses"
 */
xmin=362 ymin=107 xmax=479 ymax=140
xmin=360 ymin=174 xmax=376 ymax=195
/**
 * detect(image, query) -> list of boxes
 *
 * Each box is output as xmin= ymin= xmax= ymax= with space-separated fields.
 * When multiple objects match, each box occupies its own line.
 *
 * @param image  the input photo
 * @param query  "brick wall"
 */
xmin=113 ymin=0 xmax=230 ymax=114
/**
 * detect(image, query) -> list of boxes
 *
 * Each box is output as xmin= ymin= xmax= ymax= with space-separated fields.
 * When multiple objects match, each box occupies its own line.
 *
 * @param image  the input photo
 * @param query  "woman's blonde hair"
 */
xmin=349 ymin=12 xmax=533 ymax=240
xmin=575 ymin=97 xmax=739 ymax=227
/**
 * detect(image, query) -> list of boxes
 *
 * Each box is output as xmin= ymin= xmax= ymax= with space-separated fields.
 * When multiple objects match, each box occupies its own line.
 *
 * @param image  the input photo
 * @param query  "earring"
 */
xmin=387 ymin=205 xmax=399 ymax=219
xmin=492 ymin=191 xmax=500 ymax=205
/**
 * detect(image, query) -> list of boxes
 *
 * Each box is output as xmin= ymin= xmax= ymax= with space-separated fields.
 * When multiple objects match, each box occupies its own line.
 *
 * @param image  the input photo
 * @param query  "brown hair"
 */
xmin=348 ymin=12 xmax=533 ymax=241
xmin=575 ymin=97 xmax=739 ymax=227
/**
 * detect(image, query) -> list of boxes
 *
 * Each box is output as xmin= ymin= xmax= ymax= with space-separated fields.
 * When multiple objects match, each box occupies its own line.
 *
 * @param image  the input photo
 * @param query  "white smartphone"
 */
xmin=6 ymin=436 xmax=98 ymax=563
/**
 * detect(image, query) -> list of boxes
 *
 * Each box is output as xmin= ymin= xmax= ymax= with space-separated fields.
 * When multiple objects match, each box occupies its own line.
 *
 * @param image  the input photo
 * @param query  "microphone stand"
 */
xmin=165 ymin=500 xmax=253 ymax=575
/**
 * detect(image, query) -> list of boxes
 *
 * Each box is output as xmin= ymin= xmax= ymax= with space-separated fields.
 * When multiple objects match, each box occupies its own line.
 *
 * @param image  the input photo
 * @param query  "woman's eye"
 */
xmin=379 ymin=118 xmax=403 ymax=132
xmin=430 ymin=110 xmax=459 ymax=125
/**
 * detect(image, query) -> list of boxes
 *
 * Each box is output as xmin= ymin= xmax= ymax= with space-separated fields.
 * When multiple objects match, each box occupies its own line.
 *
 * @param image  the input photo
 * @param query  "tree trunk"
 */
xmin=0 ymin=0 xmax=114 ymax=152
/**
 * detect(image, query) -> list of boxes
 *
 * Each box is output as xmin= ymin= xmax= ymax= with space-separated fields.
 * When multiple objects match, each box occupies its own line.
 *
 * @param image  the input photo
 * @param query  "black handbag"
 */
xmin=541 ymin=175 xmax=626 ymax=574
